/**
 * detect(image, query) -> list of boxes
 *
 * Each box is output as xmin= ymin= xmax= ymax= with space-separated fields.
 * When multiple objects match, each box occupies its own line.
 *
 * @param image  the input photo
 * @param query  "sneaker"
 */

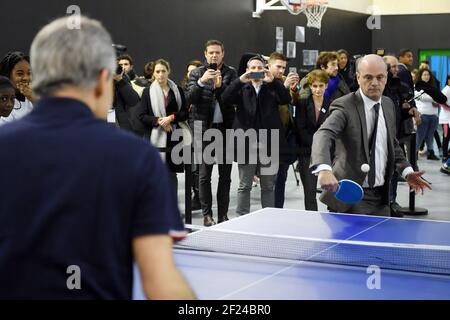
xmin=427 ymin=153 xmax=440 ymax=160
xmin=203 ymin=215 xmax=216 ymax=227
xmin=440 ymin=164 xmax=450 ymax=175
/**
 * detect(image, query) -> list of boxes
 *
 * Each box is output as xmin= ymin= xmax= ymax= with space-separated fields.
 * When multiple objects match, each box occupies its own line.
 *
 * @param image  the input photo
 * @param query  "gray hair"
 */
xmin=30 ymin=16 xmax=116 ymax=97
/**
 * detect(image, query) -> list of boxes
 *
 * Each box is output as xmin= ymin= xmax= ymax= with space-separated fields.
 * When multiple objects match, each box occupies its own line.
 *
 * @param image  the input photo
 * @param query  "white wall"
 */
xmin=373 ymin=0 xmax=450 ymax=15
xmin=327 ymin=0 xmax=450 ymax=15
xmin=327 ymin=0 xmax=373 ymax=14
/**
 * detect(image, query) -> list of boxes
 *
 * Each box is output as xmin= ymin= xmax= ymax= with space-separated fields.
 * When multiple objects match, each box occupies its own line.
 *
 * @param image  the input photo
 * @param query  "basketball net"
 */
xmin=302 ymin=0 xmax=328 ymax=35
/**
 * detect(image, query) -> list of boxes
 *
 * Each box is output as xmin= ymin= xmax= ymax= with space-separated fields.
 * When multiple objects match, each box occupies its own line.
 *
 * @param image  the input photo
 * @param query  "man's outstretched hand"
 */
xmin=406 ymin=170 xmax=432 ymax=195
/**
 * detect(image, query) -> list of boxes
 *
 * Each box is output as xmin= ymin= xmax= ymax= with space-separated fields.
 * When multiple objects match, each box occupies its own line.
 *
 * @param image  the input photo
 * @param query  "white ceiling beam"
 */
xmin=253 ymin=0 xmax=287 ymax=18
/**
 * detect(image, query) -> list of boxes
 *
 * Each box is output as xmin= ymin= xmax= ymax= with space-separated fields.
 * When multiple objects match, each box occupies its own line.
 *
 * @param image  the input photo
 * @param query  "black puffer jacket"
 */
xmin=383 ymin=73 xmax=415 ymax=139
xmin=185 ymin=64 xmax=237 ymax=131
xmin=415 ymin=80 xmax=447 ymax=104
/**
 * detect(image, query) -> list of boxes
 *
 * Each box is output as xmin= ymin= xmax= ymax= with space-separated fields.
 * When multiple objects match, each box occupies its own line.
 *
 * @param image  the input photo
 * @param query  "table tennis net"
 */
xmin=176 ymin=228 xmax=450 ymax=275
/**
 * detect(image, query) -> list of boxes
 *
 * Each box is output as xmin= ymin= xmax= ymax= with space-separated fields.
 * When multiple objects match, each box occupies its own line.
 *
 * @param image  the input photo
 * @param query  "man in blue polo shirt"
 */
xmin=0 ymin=16 xmax=195 ymax=300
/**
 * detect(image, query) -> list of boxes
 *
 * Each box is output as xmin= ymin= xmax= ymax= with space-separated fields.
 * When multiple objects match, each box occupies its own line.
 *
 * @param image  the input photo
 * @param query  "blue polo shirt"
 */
xmin=0 ymin=97 xmax=185 ymax=299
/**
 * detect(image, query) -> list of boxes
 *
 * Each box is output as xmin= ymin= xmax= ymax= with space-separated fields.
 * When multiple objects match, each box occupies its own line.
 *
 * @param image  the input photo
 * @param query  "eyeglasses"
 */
xmin=361 ymin=74 xmax=387 ymax=82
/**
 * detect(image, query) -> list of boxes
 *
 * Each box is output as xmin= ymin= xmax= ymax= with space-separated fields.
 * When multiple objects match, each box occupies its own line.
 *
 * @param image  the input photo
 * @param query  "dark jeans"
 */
xmin=199 ymin=162 xmax=232 ymax=218
xmin=169 ymin=171 xmax=178 ymax=199
xmin=191 ymin=164 xmax=199 ymax=199
xmin=274 ymin=163 xmax=290 ymax=208
xmin=416 ymin=115 xmax=439 ymax=152
xmin=298 ymin=155 xmax=318 ymax=211
xmin=198 ymin=124 xmax=232 ymax=218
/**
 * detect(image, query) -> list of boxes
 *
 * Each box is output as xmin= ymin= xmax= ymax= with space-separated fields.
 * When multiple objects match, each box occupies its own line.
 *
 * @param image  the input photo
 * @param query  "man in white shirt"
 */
xmin=221 ymin=56 xmax=291 ymax=216
xmin=310 ymin=55 xmax=431 ymax=216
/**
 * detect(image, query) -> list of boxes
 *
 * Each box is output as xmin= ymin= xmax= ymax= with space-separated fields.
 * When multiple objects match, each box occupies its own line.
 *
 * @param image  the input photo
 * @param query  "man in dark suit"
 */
xmin=310 ymin=54 xmax=431 ymax=216
xmin=222 ymin=56 xmax=291 ymax=215
xmin=397 ymin=49 xmax=416 ymax=99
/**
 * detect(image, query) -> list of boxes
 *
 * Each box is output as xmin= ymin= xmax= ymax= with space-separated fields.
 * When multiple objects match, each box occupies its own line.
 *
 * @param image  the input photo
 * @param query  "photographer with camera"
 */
xmin=222 ymin=56 xmax=291 ymax=216
xmin=185 ymin=39 xmax=237 ymax=226
xmin=112 ymin=45 xmax=140 ymax=134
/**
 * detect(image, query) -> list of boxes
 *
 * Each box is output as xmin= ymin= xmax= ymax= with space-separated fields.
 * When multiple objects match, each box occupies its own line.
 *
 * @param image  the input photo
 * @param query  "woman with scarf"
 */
xmin=137 ymin=59 xmax=191 ymax=193
xmin=0 ymin=51 xmax=35 ymax=125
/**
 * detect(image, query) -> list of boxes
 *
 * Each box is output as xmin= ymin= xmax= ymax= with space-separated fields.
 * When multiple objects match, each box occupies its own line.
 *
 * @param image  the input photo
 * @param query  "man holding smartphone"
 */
xmin=222 ymin=56 xmax=291 ymax=215
xmin=266 ymin=52 xmax=300 ymax=208
xmin=185 ymin=40 xmax=237 ymax=226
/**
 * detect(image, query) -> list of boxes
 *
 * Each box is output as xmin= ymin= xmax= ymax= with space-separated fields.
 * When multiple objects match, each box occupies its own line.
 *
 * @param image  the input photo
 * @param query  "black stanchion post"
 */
xmin=397 ymin=133 xmax=428 ymax=216
xmin=184 ymin=146 xmax=192 ymax=224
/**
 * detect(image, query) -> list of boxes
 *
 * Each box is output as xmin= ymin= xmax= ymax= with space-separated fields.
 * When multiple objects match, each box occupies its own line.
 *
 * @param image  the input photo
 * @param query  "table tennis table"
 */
xmin=133 ymin=208 xmax=450 ymax=300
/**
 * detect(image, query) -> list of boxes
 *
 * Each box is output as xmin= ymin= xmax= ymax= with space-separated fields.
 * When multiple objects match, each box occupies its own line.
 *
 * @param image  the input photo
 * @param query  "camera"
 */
xmin=249 ymin=71 xmax=265 ymax=80
xmin=375 ymin=48 xmax=385 ymax=57
xmin=112 ymin=44 xmax=127 ymax=75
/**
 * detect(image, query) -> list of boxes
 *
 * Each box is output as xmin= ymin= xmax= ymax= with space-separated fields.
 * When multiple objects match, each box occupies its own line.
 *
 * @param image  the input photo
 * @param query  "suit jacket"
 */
xmin=222 ymin=78 xmax=291 ymax=163
xmin=310 ymin=90 xmax=411 ymax=212
xmin=185 ymin=64 xmax=237 ymax=131
xmin=397 ymin=64 xmax=416 ymax=109
xmin=295 ymin=96 xmax=331 ymax=156
xmin=113 ymin=76 xmax=140 ymax=133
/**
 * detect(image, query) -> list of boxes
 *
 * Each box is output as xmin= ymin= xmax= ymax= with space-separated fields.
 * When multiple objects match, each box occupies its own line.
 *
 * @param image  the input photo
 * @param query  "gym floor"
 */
xmin=177 ymin=157 xmax=449 ymax=224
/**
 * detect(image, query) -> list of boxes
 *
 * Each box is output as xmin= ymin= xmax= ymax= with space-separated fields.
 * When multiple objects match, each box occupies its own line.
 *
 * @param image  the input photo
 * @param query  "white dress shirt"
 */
xmin=360 ymin=90 xmax=388 ymax=187
xmin=252 ymin=83 xmax=262 ymax=95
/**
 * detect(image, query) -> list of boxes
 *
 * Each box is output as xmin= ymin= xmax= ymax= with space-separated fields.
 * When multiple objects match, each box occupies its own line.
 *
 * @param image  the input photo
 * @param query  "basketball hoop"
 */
xmin=302 ymin=0 xmax=328 ymax=35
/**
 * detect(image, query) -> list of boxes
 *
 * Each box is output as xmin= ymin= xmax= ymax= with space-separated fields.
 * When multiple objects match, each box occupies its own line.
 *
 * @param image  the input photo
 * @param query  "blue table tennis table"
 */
xmin=133 ymin=208 xmax=450 ymax=300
